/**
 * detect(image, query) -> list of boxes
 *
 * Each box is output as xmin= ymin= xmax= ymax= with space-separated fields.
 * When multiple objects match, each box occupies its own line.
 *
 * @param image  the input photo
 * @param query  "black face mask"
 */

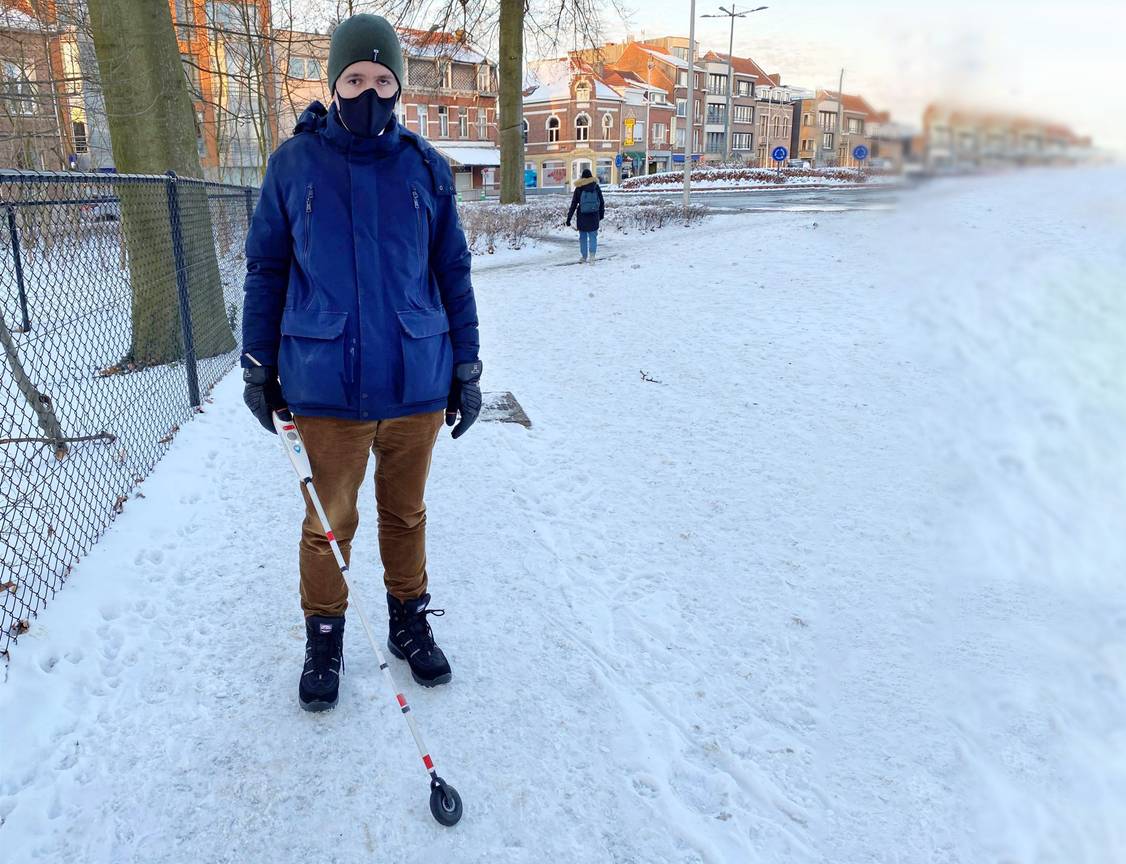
xmin=336 ymin=88 xmax=398 ymax=138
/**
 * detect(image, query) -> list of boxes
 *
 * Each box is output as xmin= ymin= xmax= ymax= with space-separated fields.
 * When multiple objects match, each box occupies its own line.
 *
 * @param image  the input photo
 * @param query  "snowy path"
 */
xmin=2 ymin=168 xmax=1125 ymax=863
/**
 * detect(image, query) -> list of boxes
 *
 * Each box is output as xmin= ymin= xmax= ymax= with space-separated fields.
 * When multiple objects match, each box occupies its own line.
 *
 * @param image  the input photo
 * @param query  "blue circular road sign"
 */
xmin=771 ymin=146 xmax=788 ymax=162
xmin=852 ymin=145 xmax=869 ymax=161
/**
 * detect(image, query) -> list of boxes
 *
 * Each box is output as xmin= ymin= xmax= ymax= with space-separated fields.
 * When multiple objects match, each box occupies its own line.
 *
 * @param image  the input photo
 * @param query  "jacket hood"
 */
xmin=294 ymin=100 xmax=329 ymax=135
xmin=575 ymin=176 xmax=598 ymax=188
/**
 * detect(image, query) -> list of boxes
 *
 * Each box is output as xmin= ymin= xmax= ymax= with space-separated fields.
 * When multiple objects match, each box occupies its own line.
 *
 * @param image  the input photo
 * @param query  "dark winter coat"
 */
xmin=241 ymin=101 xmax=479 ymax=421
xmin=567 ymin=177 xmax=605 ymax=232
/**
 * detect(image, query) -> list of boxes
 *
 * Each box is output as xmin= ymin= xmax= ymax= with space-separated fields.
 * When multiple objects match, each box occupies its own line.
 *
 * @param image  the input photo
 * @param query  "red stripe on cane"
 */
xmin=325 ymin=531 xmax=335 ymax=542
xmin=396 ymin=693 xmax=406 ymax=708
xmin=282 ymin=425 xmax=296 ymax=431
xmin=423 ymin=754 xmax=434 ymax=770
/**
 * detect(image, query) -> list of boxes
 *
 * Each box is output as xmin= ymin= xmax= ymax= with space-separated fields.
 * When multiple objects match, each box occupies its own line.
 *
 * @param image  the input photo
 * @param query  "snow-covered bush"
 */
xmin=620 ymin=166 xmax=890 ymax=191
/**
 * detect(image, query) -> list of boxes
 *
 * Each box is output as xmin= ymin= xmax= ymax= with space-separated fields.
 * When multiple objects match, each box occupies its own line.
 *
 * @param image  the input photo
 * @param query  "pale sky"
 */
xmin=595 ymin=0 xmax=1125 ymax=151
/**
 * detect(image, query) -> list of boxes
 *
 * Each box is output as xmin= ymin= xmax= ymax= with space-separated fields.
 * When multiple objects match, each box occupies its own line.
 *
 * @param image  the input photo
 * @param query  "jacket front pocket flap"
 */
xmin=281 ymin=309 xmax=347 ymax=340
xmin=397 ymin=307 xmax=450 ymax=339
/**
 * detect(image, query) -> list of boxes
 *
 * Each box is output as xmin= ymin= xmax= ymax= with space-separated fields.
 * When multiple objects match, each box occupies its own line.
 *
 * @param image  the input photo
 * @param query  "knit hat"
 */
xmin=328 ymin=14 xmax=404 ymax=95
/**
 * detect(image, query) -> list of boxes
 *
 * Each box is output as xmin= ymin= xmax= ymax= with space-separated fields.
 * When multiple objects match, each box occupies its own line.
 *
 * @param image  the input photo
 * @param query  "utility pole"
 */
xmin=702 ymin=6 xmax=766 ymax=162
xmin=834 ymin=67 xmax=845 ymax=166
xmin=683 ymin=0 xmax=697 ymax=207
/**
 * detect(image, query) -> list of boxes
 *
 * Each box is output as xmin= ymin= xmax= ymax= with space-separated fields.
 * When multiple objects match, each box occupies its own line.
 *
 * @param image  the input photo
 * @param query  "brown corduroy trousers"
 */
xmin=294 ymin=411 xmax=444 ymax=617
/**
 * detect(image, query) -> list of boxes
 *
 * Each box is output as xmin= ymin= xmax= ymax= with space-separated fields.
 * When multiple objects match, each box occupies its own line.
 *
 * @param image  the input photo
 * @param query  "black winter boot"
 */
xmin=299 ymin=615 xmax=344 ymax=711
xmin=387 ymin=593 xmax=452 ymax=687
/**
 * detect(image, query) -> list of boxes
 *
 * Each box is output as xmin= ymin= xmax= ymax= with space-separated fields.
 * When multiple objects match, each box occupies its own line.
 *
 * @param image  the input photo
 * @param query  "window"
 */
xmin=848 ymin=117 xmax=864 ymax=134
xmin=287 ymin=56 xmax=321 ymax=80
xmin=174 ymin=0 xmax=195 ymax=40
xmin=73 ymin=120 xmax=88 ymax=153
xmin=436 ymin=105 xmax=449 ymax=137
xmin=676 ymin=98 xmax=687 ymax=118
xmin=693 ymin=129 xmax=700 ymax=151
xmin=736 ymin=79 xmax=752 ymax=97
xmin=451 ymin=63 xmax=475 ymax=91
xmin=521 ymin=118 xmax=528 ymax=144
xmin=822 ymin=132 xmax=834 ymax=150
xmin=649 ymin=90 xmax=666 ymax=104
xmin=733 ymin=132 xmax=753 ymax=150
xmin=477 ymin=64 xmax=493 ymax=92
xmin=695 ymin=72 xmax=703 ymax=89
xmin=672 ymin=46 xmax=688 ymax=60
xmin=759 ymin=114 xmax=767 ymax=134
xmin=708 ymin=74 xmax=727 ymax=95
xmin=459 ymin=107 xmax=469 ymax=137
xmin=596 ymin=158 xmax=613 ymax=184
xmin=675 ymin=127 xmax=686 ymax=148
xmin=706 ymin=104 xmax=726 ymax=125
xmin=652 ymin=123 xmax=666 ymax=144
xmin=803 ymin=112 xmax=811 ymax=126
xmin=417 ymin=104 xmax=429 ymax=137
xmin=676 ymin=70 xmax=688 ymax=87
xmin=772 ymin=117 xmax=783 ymax=138
xmin=181 ymin=53 xmax=201 ymax=97
xmin=706 ymin=131 xmax=725 ymax=153
xmin=602 ymin=113 xmax=614 ymax=140
xmin=478 ymin=108 xmax=488 ymax=139
xmin=207 ymin=1 xmax=246 ymax=30
xmin=2 ymin=62 xmax=36 ymax=115
xmin=572 ymin=159 xmax=591 ymax=181
xmin=693 ymin=101 xmax=701 ymax=123
xmin=819 ymin=111 xmax=836 ymax=130
xmin=575 ymin=81 xmax=591 ymax=102
xmin=547 ymin=115 xmax=560 ymax=143
xmin=542 ymin=159 xmax=566 ymax=187
xmin=575 ymin=114 xmax=590 ymax=142
xmin=633 ymin=122 xmax=644 ymax=143
xmin=733 ymin=105 xmax=753 ymax=124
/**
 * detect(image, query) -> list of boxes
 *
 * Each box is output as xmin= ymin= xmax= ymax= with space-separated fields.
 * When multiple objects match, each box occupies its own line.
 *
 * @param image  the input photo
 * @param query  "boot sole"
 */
xmin=299 ymin=695 xmax=338 ymax=712
xmin=387 ymin=639 xmax=452 ymax=687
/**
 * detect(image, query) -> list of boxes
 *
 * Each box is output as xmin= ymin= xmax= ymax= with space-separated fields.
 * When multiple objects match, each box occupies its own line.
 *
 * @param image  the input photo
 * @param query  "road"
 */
xmin=523 ymin=183 xmax=904 ymax=213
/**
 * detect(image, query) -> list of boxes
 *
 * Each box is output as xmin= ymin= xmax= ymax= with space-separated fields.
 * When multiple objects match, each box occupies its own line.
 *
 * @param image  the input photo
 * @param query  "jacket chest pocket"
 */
xmin=411 ymin=184 xmax=432 ymax=297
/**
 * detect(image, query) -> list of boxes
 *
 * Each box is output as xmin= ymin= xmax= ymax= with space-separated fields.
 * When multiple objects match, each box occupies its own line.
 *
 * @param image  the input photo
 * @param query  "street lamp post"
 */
xmin=703 ymin=5 xmax=767 ymax=162
xmin=683 ymin=0 xmax=697 ymax=207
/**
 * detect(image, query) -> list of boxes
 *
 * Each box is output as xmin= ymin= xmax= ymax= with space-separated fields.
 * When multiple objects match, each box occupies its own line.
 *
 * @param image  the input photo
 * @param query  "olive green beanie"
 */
xmin=328 ymin=14 xmax=404 ymax=94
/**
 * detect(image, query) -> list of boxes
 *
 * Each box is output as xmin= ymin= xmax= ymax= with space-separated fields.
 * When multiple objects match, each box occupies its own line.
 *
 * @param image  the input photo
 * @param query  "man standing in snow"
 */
xmin=239 ymin=14 xmax=481 ymax=711
xmin=565 ymin=168 xmax=605 ymax=263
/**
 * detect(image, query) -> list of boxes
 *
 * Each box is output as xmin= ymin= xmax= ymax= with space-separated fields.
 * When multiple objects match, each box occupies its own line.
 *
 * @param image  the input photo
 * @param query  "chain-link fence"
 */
xmin=0 ymin=170 xmax=257 ymax=663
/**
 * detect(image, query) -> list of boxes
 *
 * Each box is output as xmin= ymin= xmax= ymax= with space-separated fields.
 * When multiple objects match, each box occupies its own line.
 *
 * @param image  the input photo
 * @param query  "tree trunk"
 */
xmin=86 ymin=0 xmax=235 ymax=364
xmin=498 ymin=0 xmax=525 ymax=205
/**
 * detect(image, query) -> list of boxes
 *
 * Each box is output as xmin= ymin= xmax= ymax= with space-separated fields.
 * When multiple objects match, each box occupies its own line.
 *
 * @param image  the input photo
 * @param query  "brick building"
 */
xmin=601 ymin=67 xmax=674 ymax=175
xmin=922 ymin=104 xmax=1091 ymax=171
xmin=700 ymin=50 xmax=772 ymax=162
xmin=0 ymin=3 xmax=75 ymax=170
xmin=524 ymin=59 xmax=623 ymax=188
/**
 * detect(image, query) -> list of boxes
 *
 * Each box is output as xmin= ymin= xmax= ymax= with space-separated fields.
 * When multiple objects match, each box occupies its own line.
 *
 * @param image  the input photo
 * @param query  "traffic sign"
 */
xmin=771 ymin=146 xmax=788 ymax=162
xmin=615 ymin=154 xmax=623 ymax=168
xmin=852 ymin=144 xmax=869 ymax=161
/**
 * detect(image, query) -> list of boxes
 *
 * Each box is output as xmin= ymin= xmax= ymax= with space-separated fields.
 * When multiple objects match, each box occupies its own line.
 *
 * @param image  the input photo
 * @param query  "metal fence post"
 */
xmin=243 ymin=186 xmax=254 ymax=228
xmin=164 ymin=172 xmax=201 ymax=408
xmin=6 ymin=204 xmax=30 ymax=332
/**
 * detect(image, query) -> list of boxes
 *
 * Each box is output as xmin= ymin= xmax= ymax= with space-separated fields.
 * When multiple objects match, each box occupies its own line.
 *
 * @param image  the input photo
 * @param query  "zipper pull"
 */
xmin=306 ymin=184 xmax=314 ymax=213
xmin=412 ymin=188 xmax=419 ymax=210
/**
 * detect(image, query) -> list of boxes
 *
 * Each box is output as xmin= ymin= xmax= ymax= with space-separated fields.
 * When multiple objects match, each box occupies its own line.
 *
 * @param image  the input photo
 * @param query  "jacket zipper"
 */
xmin=412 ymin=187 xmax=427 ymax=295
xmin=303 ymin=183 xmax=314 ymax=258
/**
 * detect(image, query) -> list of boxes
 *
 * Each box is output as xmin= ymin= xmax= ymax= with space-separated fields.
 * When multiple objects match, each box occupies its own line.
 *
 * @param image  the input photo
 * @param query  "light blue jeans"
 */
xmin=579 ymin=230 xmax=598 ymax=259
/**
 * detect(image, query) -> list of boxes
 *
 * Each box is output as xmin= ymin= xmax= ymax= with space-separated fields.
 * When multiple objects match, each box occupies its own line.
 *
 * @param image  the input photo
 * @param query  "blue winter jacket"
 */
xmin=240 ymin=102 xmax=479 ymax=420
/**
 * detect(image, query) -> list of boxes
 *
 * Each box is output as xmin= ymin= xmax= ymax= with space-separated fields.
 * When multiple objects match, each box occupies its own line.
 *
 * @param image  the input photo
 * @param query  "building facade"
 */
xmin=601 ymin=67 xmax=674 ymax=175
xmin=700 ymin=51 xmax=772 ymax=162
xmin=524 ymin=60 xmax=623 ymax=188
xmin=791 ymin=89 xmax=875 ymax=167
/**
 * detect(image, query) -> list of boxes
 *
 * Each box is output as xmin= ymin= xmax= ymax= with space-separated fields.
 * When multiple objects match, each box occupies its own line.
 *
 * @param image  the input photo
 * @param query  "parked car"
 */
xmin=787 ymin=159 xmax=811 ymax=169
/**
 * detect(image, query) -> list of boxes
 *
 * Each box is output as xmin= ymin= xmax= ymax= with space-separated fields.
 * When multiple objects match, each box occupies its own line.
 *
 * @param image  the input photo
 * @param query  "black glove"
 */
xmin=242 ymin=365 xmax=286 ymax=434
xmin=445 ymin=360 xmax=483 ymax=440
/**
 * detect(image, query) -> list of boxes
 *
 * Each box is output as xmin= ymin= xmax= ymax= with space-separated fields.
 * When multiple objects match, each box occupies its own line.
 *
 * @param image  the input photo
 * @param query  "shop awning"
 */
xmin=432 ymin=143 xmax=502 ymax=167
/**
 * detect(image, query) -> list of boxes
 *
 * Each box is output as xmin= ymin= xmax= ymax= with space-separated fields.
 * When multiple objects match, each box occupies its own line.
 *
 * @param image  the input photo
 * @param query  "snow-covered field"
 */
xmin=1 ymin=166 xmax=1124 ymax=862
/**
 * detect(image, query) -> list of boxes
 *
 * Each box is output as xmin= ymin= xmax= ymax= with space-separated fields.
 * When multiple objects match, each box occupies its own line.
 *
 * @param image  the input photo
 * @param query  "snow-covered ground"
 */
xmin=2 ymin=166 xmax=1124 ymax=862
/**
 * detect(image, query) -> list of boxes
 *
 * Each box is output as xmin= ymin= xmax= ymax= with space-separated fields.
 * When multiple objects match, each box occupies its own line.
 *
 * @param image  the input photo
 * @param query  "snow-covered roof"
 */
xmin=432 ymin=142 xmax=501 ymax=167
xmin=398 ymin=28 xmax=490 ymax=65
xmin=523 ymin=59 xmax=623 ymax=105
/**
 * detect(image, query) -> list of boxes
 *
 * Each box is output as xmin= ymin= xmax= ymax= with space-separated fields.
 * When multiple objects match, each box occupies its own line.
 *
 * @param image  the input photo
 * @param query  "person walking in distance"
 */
xmin=566 ymin=168 xmax=605 ymax=263
xmin=239 ymin=14 xmax=482 ymax=711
